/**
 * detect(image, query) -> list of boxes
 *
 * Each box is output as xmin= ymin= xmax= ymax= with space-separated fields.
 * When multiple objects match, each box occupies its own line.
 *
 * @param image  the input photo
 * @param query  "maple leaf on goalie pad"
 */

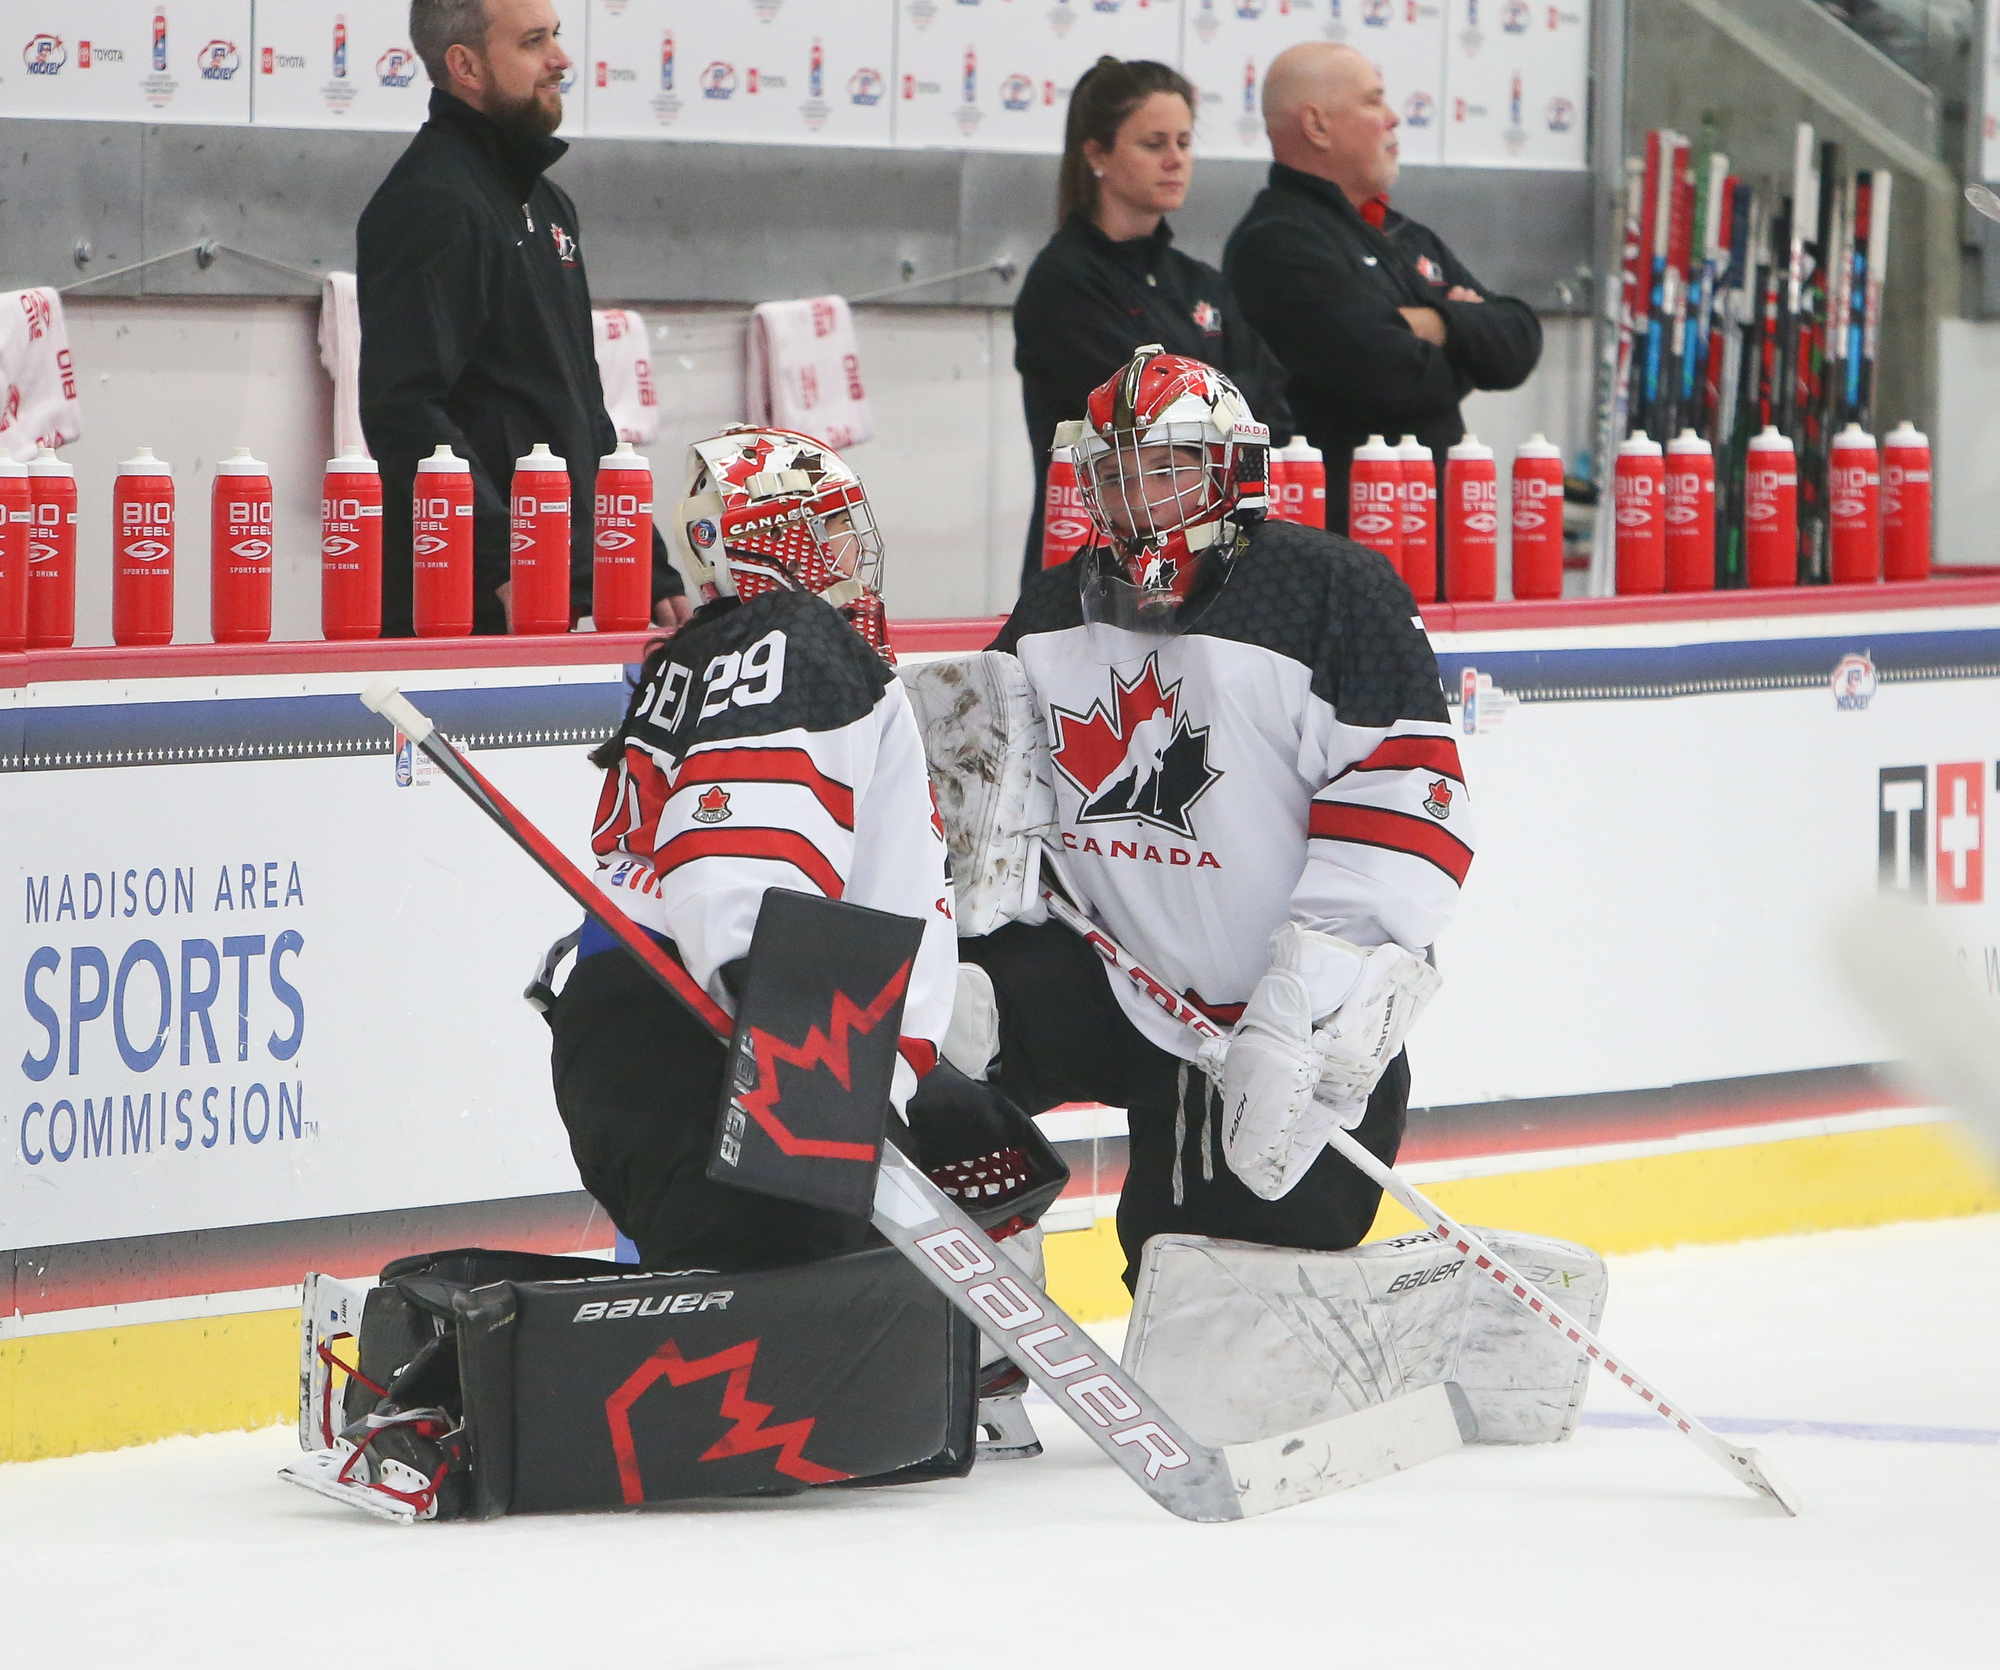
xmin=1050 ymin=653 xmax=1221 ymax=839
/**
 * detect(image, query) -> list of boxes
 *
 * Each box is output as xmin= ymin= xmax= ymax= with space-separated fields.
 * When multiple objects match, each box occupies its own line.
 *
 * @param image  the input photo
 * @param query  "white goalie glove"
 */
xmin=1201 ymin=923 xmax=1441 ymax=1201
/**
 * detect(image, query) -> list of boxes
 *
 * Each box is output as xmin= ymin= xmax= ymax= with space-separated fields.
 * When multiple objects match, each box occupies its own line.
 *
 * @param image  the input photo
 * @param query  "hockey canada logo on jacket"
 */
xmin=1190 ymin=300 xmax=1222 ymax=336
xmin=1050 ymin=654 xmax=1220 ymax=839
xmin=551 ymin=222 xmax=580 ymax=267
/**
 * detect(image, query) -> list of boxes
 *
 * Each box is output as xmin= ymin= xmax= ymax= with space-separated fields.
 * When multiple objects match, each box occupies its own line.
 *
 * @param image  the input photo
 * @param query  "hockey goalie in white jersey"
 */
xmin=906 ymin=348 xmax=1607 ymax=1451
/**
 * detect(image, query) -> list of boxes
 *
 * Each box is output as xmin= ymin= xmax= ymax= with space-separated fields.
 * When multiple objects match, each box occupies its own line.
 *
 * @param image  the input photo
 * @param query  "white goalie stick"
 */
xmin=1035 ymin=870 xmax=1802 ymax=1516
xmin=354 ymin=678 xmax=1472 ymax=1523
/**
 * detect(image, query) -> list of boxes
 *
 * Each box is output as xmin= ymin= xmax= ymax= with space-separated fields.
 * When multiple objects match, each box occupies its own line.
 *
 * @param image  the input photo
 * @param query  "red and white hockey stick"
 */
xmin=358 ymin=679 xmax=1473 ymax=1523
xmin=1037 ymin=875 xmax=1801 ymax=1516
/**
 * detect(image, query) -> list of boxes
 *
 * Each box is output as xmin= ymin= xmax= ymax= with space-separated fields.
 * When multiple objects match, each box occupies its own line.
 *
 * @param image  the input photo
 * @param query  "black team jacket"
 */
xmin=358 ymin=88 xmax=680 ymax=636
xmin=1224 ymin=164 xmax=1541 ymax=516
xmin=1013 ymin=213 xmax=1293 ymax=582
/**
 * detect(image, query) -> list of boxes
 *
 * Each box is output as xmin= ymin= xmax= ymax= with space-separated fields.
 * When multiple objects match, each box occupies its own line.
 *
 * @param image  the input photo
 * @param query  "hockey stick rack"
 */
xmin=355 ymin=679 xmax=1472 ymax=1523
xmin=1033 ymin=867 xmax=1800 ymax=1516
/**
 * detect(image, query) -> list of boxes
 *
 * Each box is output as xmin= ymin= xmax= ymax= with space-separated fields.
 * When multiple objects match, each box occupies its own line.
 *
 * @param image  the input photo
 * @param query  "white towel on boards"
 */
xmin=318 ymin=272 xmax=367 ymax=456
xmin=746 ymin=296 xmax=873 ymax=450
xmin=0 ymin=287 xmax=83 ymax=462
xmin=593 ymin=307 xmax=660 ymax=445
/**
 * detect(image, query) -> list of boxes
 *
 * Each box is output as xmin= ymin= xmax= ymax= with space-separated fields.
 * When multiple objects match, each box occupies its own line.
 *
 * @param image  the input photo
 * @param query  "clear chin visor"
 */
xmin=1076 ymin=543 xmax=1232 ymax=663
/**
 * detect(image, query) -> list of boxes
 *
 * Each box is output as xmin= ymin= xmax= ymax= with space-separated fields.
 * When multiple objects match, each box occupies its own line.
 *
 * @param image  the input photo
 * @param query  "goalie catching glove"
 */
xmin=1202 ymin=923 xmax=1440 ymax=1200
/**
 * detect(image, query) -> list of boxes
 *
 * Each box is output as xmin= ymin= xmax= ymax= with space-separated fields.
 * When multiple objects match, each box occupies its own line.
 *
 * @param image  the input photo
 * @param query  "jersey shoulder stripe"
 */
xmin=654 ymin=825 xmax=846 ymax=900
xmin=1333 ymin=734 xmax=1466 ymax=785
xmin=1308 ymin=800 xmax=1473 ymax=885
xmin=674 ymin=745 xmax=857 ymax=831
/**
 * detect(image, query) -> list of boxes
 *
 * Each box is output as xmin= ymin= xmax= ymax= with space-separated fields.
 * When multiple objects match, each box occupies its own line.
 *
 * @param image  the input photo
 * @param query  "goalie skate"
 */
xmin=279 ymin=1406 xmax=468 ymax=1525
xmin=1124 ymin=1228 xmax=1608 ymax=1448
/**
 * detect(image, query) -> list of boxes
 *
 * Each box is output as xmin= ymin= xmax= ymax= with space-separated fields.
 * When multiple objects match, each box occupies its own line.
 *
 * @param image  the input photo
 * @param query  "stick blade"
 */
xmin=1728 ymin=1445 xmax=1801 ymax=1517
xmin=1221 ymin=1382 xmax=1472 ymax=1519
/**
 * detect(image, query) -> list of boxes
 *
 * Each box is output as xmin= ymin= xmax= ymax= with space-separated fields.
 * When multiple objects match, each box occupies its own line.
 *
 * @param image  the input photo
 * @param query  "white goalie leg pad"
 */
xmin=297 ymin=1271 xmax=371 ymax=1451
xmin=898 ymin=653 xmax=1057 ymax=937
xmin=1122 ymin=1229 xmax=1607 ymax=1447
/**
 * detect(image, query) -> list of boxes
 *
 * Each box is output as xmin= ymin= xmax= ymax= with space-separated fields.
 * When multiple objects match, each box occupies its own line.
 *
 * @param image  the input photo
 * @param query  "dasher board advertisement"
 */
xmin=892 ymin=0 xmax=1180 ymax=154
xmin=585 ymin=0 xmax=894 ymax=148
xmin=1437 ymin=0 xmax=1588 ymax=169
xmin=2 ymin=663 xmax=624 ymax=1253
xmin=1180 ymin=0 xmax=1447 ymax=168
xmin=0 ymin=1 xmax=254 ymax=125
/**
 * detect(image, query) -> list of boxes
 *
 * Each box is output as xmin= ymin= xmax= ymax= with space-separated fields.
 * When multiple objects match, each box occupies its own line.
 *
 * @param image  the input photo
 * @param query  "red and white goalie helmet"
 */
xmin=677 ymin=425 xmax=892 ymax=657
xmin=1064 ymin=346 xmax=1269 ymax=622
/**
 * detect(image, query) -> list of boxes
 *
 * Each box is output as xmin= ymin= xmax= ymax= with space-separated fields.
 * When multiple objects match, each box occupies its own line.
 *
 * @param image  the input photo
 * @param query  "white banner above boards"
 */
xmin=0 ymin=0 xmax=1590 ymax=164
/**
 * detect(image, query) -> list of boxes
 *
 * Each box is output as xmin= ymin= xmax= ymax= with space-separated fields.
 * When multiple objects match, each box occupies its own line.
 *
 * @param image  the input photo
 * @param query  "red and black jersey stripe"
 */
xmin=672 ymin=746 xmax=856 ymax=830
xmin=1332 ymin=734 xmax=1466 ymax=785
xmin=653 ymin=826 xmax=846 ymax=900
xmin=1309 ymin=801 xmax=1473 ymax=885
xmin=591 ymin=751 xmax=672 ymax=856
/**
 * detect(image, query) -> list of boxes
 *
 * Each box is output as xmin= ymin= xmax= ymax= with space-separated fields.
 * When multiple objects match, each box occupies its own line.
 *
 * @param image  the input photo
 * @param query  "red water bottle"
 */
xmin=210 ymin=448 xmax=274 ymax=644
xmin=1443 ymin=434 xmax=1498 ymax=601
xmin=113 ymin=448 xmax=175 ymax=647
xmin=1881 ymin=421 xmax=1931 ymax=582
xmin=593 ymin=441 xmax=653 ymax=632
xmin=1291 ymin=440 xmax=1326 ymax=528
xmin=1613 ymin=431 xmax=1666 ymax=594
xmin=413 ymin=444 xmax=473 ymax=637
xmin=1265 ymin=441 xmax=1298 ymax=525
xmin=1828 ymin=424 xmax=1880 ymax=586
xmin=1509 ymin=433 xmax=1564 ymax=600
xmin=510 ymin=443 xmax=572 ymax=635
xmin=321 ymin=445 xmax=382 ymax=640
xmin=1347 ymin=435 xmax=1402 ymax=568
xmin=1664 ymin=430 xmax=1716 ymax=592
xmin=1042 ymin=426 xmax=1095 ymax=568
xmin=1744 ymin=426 xmax=1799 ymax=588
xmin=0 ymin=456 xmax=28 ymax=652
xmin=1397 ymin=435 xmax=1437 ymax=603
xmin=26 ymin=444 xmax=77 ymax=649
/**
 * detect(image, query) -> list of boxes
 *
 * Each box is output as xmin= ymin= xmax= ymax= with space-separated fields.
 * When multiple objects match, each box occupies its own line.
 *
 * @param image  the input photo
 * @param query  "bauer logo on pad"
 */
xmin=709 ymin=889 xmax=922 ymax=1218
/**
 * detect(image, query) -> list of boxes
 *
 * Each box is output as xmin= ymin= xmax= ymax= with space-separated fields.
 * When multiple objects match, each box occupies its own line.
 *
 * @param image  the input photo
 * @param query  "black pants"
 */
xmin=959 ymin=918 xmax=1407 ymax=1290
xmin=548 ymin=949 xmax=874 ymax=1273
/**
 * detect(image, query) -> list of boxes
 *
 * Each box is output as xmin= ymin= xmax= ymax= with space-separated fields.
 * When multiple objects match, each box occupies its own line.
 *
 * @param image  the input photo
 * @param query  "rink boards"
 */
xmin=6 ymin=585 xmax=2000 ymax=1461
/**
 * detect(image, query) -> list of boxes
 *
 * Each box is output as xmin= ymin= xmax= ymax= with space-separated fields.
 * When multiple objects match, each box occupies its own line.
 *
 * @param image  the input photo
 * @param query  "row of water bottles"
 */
xmin=0 ymin=440 xmax=659 ymax=650
xmin=1346 ymin=433 xmax=1522 ymax=602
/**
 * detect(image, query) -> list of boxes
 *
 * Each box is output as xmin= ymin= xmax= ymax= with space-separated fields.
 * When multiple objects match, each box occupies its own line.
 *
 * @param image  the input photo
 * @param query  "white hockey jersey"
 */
xmin=995 ymin=520 xmax=1474 ymax=1062
xmin=589 ymin=589 xmax=957 ymax=1110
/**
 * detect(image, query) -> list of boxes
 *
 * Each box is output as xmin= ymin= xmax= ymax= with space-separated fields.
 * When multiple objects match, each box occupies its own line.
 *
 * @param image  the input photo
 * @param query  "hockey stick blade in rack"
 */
xmin=355 ymin=678 xmax=1472 ymax=1522
xmin=1035 ymin=872 xmax=1801 ymax=1516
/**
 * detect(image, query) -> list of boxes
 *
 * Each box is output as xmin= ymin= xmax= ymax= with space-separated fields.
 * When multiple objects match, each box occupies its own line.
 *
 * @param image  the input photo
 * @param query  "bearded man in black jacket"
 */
xmin=1224 ymin=42 xmax=1542 ymax=521
xmin=358 ymin=0 xmax=687 ymax=637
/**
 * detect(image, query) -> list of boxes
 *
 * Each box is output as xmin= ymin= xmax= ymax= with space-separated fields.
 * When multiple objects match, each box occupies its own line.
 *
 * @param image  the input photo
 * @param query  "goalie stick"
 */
xmin=1034 ymin=870 xmax=1801 ymax=1516
xmin=354 ymin=678 xmax=1471 ymax=1523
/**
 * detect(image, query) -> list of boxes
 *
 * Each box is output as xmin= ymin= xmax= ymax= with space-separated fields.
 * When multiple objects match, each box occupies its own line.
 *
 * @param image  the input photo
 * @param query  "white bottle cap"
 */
xmin=1617 ymin=430 xmax=1662 ymax=457
xmin=1667 ymin=429 xmax=1712 ymax=456
xmin=1291 ymin=441 xmax=1322 ymax=462
xmin=214 ymin=446 xmax=269 ymax=476
xmin=1447 ymin=433 xmax=1493 ymax=460
xmin=418 ymin=444 xmax=468 ymax=472
xmin=326 ymin=443 xmax=379 ymax=474
xmin=28 ymin=443 xmax=74 ymax=478
xmin=1515 ymin=432 xmax=1562 ymax=459
xmin=600 ymin=439 xmax=651 ymax=472
xmin=1886 ymin=419 xmax=1928 ymax=446
xmin=1352 ymin=435 xmax=1397 ymax=461
xmin=516 ymin=441 xmax=567 ymax=471
xmin=1396 ymin=434 xmax=1431 ymax=459
xmin=118 ymin=446 xmax=172 ymax=477
xmin=0 ymin=455 xmax=24 ymax=478
xmin=1832 ymin=422 xmax=1876 ymax=448
xmin=1748 ymin=425 xmax=1794 ymax=453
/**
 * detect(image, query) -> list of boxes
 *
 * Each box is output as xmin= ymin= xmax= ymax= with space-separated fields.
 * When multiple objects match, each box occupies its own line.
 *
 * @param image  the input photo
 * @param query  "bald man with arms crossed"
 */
xmin=1224 ymin=43 xmax=1542 ymax=527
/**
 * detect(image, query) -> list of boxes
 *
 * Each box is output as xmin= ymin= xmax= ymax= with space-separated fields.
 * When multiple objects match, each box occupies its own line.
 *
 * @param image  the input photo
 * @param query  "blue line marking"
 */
xmin=1582 ymin=1410 xmax=2000 ymax=1446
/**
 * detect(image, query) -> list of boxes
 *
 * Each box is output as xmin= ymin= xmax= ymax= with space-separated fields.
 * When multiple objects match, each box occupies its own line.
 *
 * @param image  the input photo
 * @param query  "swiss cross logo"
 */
xmin=1879 ymin=763 xmax=1990 ymax=904
xmin=692 ymin=785 xmax=733 ymax=824
xmin=1049 ymin=654 xmax=1220 ymax=839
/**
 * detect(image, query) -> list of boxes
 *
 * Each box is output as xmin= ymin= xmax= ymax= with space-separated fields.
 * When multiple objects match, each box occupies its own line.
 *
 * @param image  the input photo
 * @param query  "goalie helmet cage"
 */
xmin=348 ymin=678 xmax=1473 ymax=1523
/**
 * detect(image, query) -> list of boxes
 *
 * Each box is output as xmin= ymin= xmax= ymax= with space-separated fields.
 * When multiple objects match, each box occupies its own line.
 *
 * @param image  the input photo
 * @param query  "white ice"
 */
xmin=3 ymin=1216 xmax=1995 ymax=1669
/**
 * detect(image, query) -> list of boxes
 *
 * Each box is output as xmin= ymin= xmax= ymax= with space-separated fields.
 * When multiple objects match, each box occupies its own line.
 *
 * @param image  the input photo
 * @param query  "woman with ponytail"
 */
xmin=1012 ymin=56 xmax=1292 ymax=582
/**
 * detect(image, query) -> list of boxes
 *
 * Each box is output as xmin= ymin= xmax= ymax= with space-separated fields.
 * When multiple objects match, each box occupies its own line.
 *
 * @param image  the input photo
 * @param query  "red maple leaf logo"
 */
xmin=735 ymin=958 xmax=911 ymax=1161
xmin=1049 ymin=656 xmax=1180 ymax=799
xmin=692 ymin=784 xmax=732 ymax=824
xmin=1422 ymin=777 xmax=1453 ymax=819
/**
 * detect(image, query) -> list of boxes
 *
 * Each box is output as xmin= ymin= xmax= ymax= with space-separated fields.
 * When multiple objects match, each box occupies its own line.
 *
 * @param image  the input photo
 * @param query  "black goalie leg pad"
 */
xmin=453 ymin=1243 xmax=978 ymax=1517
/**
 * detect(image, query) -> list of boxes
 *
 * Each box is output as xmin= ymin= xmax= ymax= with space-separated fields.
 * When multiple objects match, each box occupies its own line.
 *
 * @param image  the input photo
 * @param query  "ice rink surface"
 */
xmin=3 ymin=1215 xmax=1995 ymax=1669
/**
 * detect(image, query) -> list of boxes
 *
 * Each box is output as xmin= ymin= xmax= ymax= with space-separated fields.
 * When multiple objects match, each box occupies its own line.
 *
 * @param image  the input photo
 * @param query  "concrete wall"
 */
xmin=49 ymin=296 xmax=1590 ymax=646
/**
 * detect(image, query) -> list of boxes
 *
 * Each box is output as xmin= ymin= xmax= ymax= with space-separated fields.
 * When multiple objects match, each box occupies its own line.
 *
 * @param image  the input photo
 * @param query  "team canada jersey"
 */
xmin=994 ymin=518 xmax=1474 ymax=1062
xmin=590 ymin=590 xmax=956 ymax=1110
